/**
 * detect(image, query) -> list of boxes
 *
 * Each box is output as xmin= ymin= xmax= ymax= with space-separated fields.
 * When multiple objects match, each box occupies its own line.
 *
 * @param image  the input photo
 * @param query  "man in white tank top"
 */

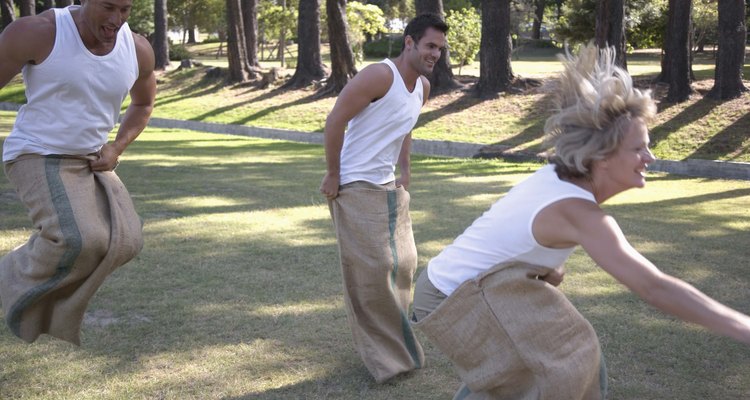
xmin=318 ymin=14 xmax=448 ymax=383
xmin=0 ymin=0 xmax=156 ymax=344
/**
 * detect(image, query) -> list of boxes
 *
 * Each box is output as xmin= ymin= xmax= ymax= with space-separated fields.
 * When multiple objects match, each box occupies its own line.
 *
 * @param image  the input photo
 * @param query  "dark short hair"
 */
xmin=402 ymin=13 xmax=448 ymax=51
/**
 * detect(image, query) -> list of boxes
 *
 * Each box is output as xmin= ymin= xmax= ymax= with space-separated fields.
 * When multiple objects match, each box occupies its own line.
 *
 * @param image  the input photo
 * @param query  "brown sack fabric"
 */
xmin=329 ymin=181 xmax=424 ymax=383
xmin=415 ymin=261 xmax=604 ymax=399
xmin=0 ymin=155 xmax=143 ymax=344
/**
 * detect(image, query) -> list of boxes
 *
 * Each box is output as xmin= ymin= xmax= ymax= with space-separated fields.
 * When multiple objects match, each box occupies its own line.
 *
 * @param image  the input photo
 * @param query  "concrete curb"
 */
xmin=2 ymin=102 xmax=749 ymax=180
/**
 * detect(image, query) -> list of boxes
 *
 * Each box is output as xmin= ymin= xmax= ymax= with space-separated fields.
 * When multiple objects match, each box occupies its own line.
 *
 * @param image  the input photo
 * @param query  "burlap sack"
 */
xmin=415 ymin=261 xmax=604 ymax=399
xmin=330 ymin=181 xmax=424 ymax=383
xmin=0 ymin=155 xmax=143 ymax=344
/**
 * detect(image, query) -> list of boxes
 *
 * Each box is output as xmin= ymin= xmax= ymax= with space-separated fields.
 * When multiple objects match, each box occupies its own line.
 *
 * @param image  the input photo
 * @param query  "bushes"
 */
xmin=363 ymin=35 xmax=403 ymax=58
xmin=169 ymin=43 xmax=192 ymax=61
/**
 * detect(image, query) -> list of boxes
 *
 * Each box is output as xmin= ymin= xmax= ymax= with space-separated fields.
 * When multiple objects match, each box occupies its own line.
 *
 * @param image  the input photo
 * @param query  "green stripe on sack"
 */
xmin=8 ymin=157 xmax=82 ymax=336
xmin=386 ymin=190 xmax=422 ymax=369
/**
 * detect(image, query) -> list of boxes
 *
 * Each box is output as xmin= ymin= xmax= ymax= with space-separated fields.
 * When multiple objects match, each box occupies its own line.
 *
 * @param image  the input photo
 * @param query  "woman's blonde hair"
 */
xmin=544 ymin=43 xmax=657 ymax=179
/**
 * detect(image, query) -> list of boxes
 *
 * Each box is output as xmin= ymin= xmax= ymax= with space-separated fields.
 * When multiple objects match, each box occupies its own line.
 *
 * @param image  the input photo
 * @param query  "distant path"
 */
xmin=2 ymin=102 xmax=748 ymax=181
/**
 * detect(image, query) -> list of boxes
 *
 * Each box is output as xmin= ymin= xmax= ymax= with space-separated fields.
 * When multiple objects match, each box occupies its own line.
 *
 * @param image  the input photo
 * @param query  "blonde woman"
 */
xmin=411 ymin=44 xmax=750 ymax=400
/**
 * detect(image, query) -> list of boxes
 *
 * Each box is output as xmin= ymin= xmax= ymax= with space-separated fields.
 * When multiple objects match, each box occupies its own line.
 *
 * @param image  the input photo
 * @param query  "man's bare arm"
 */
xmin=90 ymin=34 xmax=156 ymax=171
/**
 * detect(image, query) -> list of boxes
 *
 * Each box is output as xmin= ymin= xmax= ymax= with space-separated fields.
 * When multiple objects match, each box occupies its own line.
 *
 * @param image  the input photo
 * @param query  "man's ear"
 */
xmin=404 ymin=35 xmax=414 ymax=50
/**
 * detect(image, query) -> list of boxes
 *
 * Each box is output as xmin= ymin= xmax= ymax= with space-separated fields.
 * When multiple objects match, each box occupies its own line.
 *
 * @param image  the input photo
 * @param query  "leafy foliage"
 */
xmin=363 ymin=0 xmax=415 ymax=21
xmin=347 ymin=1 xmax=387 ymax=62
xmin=444 ymin=0 xmax=480 ymax=13
xmin=552 ymin=0 xmax=596 ymax=45
xmin=363 ymin=34 xmax=402 ymax=57
xmin=445 ymin=7 xmax=481 ymax=73
xmin=167 ymin=0 xmax=226 ymax=42
xmin=693 ymin=0 xmax=718 ymax=51
xmin=258 ymin=0 xmax=297 ymax=43
xmin=128 ymin=0 xmax=154 ymax=35
xmin=169 ymin=43 xmax=193 ymax=61
xmin=625 ymin=0 xmax=667 ymax=49
xmin=554 ymin=0 xmax=670 ymax=49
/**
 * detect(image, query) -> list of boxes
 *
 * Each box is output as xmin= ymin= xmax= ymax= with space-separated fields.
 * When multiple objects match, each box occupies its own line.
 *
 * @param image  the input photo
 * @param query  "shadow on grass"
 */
xmin=229 ymin=91 xmax=321 ymax=126
xmin=484 ymin=88 xmax=555 ymax=152
xmin=689 ymin=110 xmax=750 ymax=161
xmin=152 ymin=68 xmax=228 ymax=110
xmin=1 ymin=132 xmax=749 ymax=399
xmin=413 ymin=91 xmax=482 ymax=130
xmin=649 ymin=96 xmax=719 ymax=149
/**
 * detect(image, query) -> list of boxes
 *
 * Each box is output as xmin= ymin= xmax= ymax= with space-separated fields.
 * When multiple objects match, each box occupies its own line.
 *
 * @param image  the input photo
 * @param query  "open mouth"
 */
xmin=102 ymin=25 xmax=118 ymax=40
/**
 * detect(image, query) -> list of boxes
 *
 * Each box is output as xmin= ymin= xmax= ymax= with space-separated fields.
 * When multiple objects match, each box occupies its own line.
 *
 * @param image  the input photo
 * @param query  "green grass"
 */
xmin=2 ymin=47 xmax=749 ymax=162
xmin=1 ymin=113 xmax=749 ymax=399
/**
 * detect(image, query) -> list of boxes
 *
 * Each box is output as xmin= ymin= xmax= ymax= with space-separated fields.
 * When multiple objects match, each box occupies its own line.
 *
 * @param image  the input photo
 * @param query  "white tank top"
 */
xmin=3 ymin=6 xmax=139 ymax=162
xmin=339 ymin=58 xmax=424 ymax=185
xmin=427 ymin=164 xmax=597 ymax=296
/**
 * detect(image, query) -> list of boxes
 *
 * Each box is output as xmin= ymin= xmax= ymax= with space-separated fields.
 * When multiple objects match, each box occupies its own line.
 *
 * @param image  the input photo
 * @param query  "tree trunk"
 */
xmin=1 ymin=0 xmax=15 ymax=31
xmin=708 ymin=0 xmax=748 ymax=99
xmin=226 ymin=0 xmax=256 ymax=82
xmin=241 ymin=0 xmax=260 ymax=67
xmin=654 ymin=2 xmax=673 ymax=84
xmin=318 ymin=0 xmax=357 ymax=96
xmin=19 ymin=0 xmax=35 ymax=16
xmin=532 ymin=0 xmax=545 ymax=40
xmin=56 ymin=0 xmax=73 ymax=6
xmin=475 ymin=0 xmax=514 ymax=98
xmin=279 ymin=0 xmax=286 ymax=67
xmin=153 ymin=0 xmax=170 ymax=70
xmin=666 ymin=0 xmax=693 ymax=102
xmin=187 ymin=20 xmax=196 ymax=44
xmin=594 ymin=0 xmax=627 ymax=69
xmin=415 ymin=0 xmax=460 ymax=94
xmin=283 ymin=0 xmax=326 ymax=89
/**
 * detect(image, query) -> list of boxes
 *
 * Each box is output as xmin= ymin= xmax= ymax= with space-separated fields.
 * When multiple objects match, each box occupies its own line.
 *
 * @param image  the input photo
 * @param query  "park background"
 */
xmin=2 ymin=0 xmax=750 ymax=398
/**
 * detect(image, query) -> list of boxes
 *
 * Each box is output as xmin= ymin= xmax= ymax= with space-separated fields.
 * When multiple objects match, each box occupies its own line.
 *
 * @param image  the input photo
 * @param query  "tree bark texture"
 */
xmin=187 ymin=21 xmax=197 ymax=44
xmin=415 ymin=0 xmax=460 ymax=93
xmin=532 ymin=0 xmax=545 ymax=39
xmin=226 ymin=0 xmax=255 ymax=82
xmin=19 ymin=0 xmax=35 ymax=16
xmin=241 ymin=0 xmax=260 ymax=67
xmin=708 ymin=0 xmax=748 ymax=99
xmin=1 ymin=0 xmax=15 ymax=31
xmin=283 ymin=0 xmax=326 ymax=89
xmin=595 ymin=0 xmax=627 ymax=69
xmin=319 ymin=0 xmax=357 ymax=96
xmin=476 ymin=0 xmax=514 ymax=98
xmin=153 ymin=0 xmax=170 ymax=70
xmin=655 ymin=2 xmax=673 ymax=84
xmin=665 ymin=0 xmax=693 ymax=102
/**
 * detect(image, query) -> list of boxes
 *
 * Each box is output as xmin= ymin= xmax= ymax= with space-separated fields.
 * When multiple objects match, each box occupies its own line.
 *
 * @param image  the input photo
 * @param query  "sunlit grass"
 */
xmin=2 ymin=44 xmax=749 ymax=163
xmin=1 ymin=122 xmax=749 ymax=399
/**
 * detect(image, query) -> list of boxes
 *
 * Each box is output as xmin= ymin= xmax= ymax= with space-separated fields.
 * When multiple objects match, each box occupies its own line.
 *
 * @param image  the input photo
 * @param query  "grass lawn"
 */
xmin=1 ymin=112 xmax=749 ymax=399
xmin=1 ymin=47 xmax=749 ymax=162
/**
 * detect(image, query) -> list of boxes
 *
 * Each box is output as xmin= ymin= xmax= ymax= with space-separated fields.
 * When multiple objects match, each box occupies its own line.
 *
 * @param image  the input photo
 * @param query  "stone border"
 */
xmin=2 ymin=102 xmax=749 ymax=180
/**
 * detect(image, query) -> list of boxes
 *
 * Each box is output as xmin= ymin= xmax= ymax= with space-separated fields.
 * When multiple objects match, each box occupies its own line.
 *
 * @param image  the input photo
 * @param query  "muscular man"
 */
xmin=0 ymin=0 xmax=156 ymax=344
xmin=319 ymin=14 xmax=448 ymax=383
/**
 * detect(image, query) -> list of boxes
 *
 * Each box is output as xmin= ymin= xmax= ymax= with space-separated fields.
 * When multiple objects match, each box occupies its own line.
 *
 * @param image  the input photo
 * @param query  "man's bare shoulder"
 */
xmin=131 ymin=31 xmax=153 ymax=52
xmin=355 ymin=62 xmax=392 ymax=82
xmin=343 ymin=62 xmax=393 ymax=100
xmin=0 ymin=11 xmax=56 ymax=64
xmin=131 ymin=32 xmax=155 ymax=68
xmin=7 ymin=10 xmax=56 ymax=37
